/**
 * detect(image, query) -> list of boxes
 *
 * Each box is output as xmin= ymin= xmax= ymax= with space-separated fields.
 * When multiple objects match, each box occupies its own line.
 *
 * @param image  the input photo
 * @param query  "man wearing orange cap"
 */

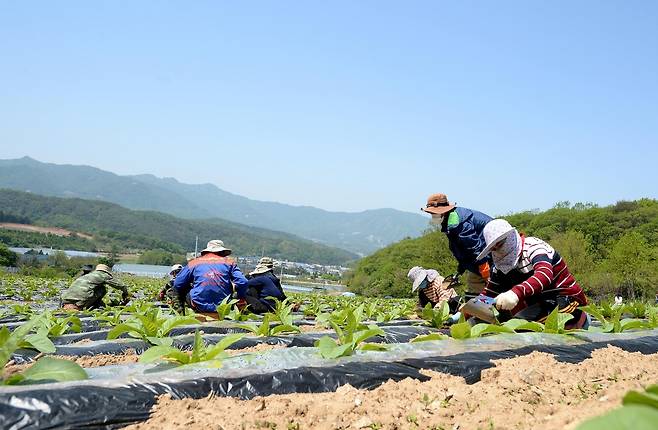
xmin=421 ymin=193 xmax=493 ymax=294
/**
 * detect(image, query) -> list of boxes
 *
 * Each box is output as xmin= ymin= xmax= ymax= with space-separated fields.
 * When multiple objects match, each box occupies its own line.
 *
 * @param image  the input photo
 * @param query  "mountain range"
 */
xmin=0 ymin=189 xmax=358 ymax=265
xmin=0 ymin=157 xmax=428 ymax=255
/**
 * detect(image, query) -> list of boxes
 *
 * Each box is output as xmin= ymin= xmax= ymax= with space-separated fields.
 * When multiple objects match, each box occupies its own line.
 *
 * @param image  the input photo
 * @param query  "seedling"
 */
xmin=139 ymin=329 xmax=244 ymax=365
xmin=315 ymin=321 xmax=387 ymax=359
xmin=107 ymin=306 xmax=199 ymax=345
xmin=236 ymin=314 xmax=301 ymax=336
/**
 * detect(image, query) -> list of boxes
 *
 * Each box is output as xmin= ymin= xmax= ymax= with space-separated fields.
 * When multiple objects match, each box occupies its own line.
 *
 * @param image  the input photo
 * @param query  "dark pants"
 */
xmin=244 ymin=286 xmax=275 ymax=314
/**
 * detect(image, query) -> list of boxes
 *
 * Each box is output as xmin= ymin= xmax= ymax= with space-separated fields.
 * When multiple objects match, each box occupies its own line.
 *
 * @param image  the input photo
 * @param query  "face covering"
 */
xmin=429 ymin=215 xmax=444 ymax=226
xmin=492 ymin=230 xmax=522 ymax=274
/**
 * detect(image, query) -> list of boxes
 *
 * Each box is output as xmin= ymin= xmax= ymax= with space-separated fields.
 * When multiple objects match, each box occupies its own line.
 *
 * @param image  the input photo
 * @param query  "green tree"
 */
xmin=602 ymin=232 xmax=658 ymax=299
xmin=0 ymin=243 xmax=18 ymax=267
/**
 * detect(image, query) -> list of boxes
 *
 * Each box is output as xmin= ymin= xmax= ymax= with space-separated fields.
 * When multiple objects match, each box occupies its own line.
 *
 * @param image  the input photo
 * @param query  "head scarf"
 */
xmin=492 ymin=229 xmax=522 ymax=274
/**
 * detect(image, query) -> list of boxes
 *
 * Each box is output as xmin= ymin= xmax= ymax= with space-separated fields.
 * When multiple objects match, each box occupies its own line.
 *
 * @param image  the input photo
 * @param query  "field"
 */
xmin=1 ymin=272 xmax=658 ymax=429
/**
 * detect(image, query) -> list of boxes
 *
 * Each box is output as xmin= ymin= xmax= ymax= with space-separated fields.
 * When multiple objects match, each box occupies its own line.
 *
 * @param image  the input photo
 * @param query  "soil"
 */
xmin=126 ymin=346 xmax=658 ymax=430
xmin=298 ymin=324 xmax=331 ymax=333
xmin=0 ymin=222 xmax=94 ymax=239
xmin=226 ymin=343 xmax=287 ymax=356
xmin=2 ymin=350 xmax=140 ymax=376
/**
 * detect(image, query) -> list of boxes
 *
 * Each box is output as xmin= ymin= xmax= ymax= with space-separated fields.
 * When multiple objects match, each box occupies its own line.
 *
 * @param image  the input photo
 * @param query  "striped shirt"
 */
xmin=483 ymin=236 xmax=587 ymax=308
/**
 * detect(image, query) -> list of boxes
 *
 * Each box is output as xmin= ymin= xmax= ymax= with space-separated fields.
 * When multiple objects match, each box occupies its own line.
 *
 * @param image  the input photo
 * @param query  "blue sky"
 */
xmin=1 ymin=1 xmax=657 ymax=217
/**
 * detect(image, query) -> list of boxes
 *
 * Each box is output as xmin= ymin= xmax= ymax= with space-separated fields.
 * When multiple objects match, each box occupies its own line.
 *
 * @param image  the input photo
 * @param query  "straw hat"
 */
xmin=421 ymin=193 xmax=456 ymax=215
xmin=259 ymin=257 xmax=275 ymax=268
xmin=169 ymin=264 xmax=183 ymax=275
xmin=201 ymin=240 xmax=231 ymax=255
xmin=250 ymin=264 xmax=272 ymax=276
xmin=95 ymin=264 xmax=112 ymax=274
xmin=407 ymin=266 xmax=443 ymax=292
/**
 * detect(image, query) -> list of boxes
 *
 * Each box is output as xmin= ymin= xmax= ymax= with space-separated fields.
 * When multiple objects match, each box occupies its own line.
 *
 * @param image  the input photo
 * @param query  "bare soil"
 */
xmin=0 ymin=222 xmax=94 ymax=239
xmin=2 ymin=350 xmax=140 ymax=376
xmin=126 ymin=346 xmax=658 ymax=430
xmin=298 ymin=324 xmax=331 ymax=333
xmin=226 ymin=343 xmax=287 ymax=356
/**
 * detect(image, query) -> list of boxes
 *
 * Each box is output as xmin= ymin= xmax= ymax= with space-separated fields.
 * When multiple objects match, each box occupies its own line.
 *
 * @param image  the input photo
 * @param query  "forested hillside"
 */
xmin=347 ymin=199 xmax=658 ymax=299
xmin=0 ymin=189 xmax=358 ymax=265
xmin=0 ymin=157 xmax=427 ymax=255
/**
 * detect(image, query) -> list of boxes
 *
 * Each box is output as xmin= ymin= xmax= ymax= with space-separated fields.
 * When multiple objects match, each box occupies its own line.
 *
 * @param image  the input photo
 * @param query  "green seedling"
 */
xmin=580 ymin=305 xmax=651 ymax=333
xmin=315 ymin=321 xmax=387 ymax=359
xmin=107 ymin=306 xmax=199 ymax=345
xmin=139 ymin=329 xmax=244 ymax=365
xmin=410 ymin=333 xmax=449 ymax=343
xmin=420 ymin=301 xmax=451 ymax=329
xmin=0 ymin=316 xmax=56 ymax=373
xmin=216 ymin=296 xmax=239 ymax=320
xmin=236 ymin=313 xmax=300 ymax=336
xmin=36 ymin=311 xmax=82 ymax=337
xmin=575 ymin=384 xmax=658 ymax=429
xmin=2 ymin=356 xmax=88 ymax=386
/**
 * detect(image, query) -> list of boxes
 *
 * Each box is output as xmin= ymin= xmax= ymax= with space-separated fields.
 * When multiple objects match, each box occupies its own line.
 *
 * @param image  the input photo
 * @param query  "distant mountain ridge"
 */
xmin=0 ymin=157 xmax=428 ymax=255
xmin=0 ymin=189 xmax=358 ymax=265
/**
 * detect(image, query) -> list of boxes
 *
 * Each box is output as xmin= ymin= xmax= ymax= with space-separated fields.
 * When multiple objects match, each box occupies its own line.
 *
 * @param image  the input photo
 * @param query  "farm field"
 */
xmin=1 ymin=273 xmax=657 ymax=429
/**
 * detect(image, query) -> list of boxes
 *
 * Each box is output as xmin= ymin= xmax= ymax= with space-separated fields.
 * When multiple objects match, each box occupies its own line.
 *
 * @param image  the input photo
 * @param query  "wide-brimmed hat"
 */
xmin=476 ymin=219 xmax=517 ymax=261
xmin=421 ymin=193 xmax=456 ymax=215
xmin=201 ymin=240 xmax=231 ymax=255
xmin=259 ymin=257 xmax=275 ymax=268
xmin=95 ymin=264 xmax=112 ymax=274
xmin=169 ymin=264 xmax=183 ymax=275
xmin=407 ymin=266 xmax=443 ymax=292
xmin=250 ymin=264 xmax=271 ymax=276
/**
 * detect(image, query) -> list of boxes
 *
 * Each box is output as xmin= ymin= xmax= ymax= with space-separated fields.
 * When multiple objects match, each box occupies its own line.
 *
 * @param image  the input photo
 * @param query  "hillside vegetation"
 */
xmin=0 ymin=157 xmax=427 ymax=254
xmin=0 ymin=189 xmax=357 ymax=265
xmin=347 ymin=199 xmax=658 ymax=299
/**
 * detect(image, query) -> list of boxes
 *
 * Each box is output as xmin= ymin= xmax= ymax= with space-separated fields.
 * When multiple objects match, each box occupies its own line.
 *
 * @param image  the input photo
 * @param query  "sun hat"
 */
xmin=421 ymin=193 xmax=456 ymax=215
xmin=407 ymin=266 xmax=444 ymax=292
xmin=476 ymin=219 xmax=517 ymax=261
xmin=259 ymin=257 xmax=275 ymax=268
xmin=250 ymin=264 xmax=272 ymax=276
xmin=169 ymin=264 xmax=183 ymax=275
xmin=95 ymin=264 xmax=112 ymax=274
xmin=201 ymin=240 xmax=232 ymax=255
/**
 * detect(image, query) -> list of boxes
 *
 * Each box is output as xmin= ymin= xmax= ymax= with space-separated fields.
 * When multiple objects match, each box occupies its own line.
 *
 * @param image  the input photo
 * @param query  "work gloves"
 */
xmin=494 ymin=290 xmax=519 ymax=310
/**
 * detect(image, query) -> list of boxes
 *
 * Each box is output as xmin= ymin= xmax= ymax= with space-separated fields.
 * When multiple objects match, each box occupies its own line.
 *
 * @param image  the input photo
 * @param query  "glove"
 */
xmin=478 ymin=262 xmax=490 ymax=280
xmin=121 ymin=292 xmax=131 ymax=305
xmin=495 ymin=290 xmax=519 ymax=311
xmin=447 ymin=312 xmax=461 ymax=325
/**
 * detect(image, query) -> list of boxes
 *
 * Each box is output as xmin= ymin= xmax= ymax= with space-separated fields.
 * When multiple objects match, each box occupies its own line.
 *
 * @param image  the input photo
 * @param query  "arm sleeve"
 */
xmin=106 ymin=277 xmax=128 ymax=294
xmin=511 ymin=255 xmax=554 ymax=300
xmin=232 ymin=265 xmax=249 ymax=298
xmin=173 ymin=266 xmax=193 ymax=296
xmin=457 ymin=221 xmax=488 ymax=266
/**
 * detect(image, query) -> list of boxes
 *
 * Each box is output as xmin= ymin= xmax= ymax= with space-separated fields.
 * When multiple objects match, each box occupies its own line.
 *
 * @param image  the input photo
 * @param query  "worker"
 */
xmin=476 ymin=219 xmax=589 ymax=329
xmin=61 ymin=264 xmax=130 ymax=310
xmin=173 ymin=240 xmax=248 ymax=314
xmin=421 ymin=193 xmax=493 ymax=294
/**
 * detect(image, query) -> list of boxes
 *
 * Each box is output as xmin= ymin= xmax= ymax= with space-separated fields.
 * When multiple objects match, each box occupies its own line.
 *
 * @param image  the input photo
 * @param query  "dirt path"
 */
xmin=126 ymin=346 xmax=658 ymax=430
xmin=0 ymin=222 xmax=93 ymax=239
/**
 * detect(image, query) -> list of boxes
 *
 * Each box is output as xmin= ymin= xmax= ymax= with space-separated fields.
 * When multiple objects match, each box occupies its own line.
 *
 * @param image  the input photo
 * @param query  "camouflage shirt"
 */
xmin=61 ymin=270 xmax=128 ymax=303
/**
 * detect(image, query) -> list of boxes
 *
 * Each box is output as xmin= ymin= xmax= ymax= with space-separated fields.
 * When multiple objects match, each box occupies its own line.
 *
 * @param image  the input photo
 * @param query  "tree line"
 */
xmin=347 ymin=199 xmax=658 ymax=300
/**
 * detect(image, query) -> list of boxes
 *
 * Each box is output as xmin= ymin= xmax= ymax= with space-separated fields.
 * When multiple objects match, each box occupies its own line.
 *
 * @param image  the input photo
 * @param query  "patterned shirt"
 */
xmin=483 ymin=236 xmax=587 ymax=309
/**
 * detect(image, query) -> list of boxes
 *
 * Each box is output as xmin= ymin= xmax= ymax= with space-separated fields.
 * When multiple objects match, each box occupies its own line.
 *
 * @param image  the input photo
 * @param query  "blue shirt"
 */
xmin=442 ymin=207 xmax=493 ymax=275
xmin=174 ymin=253 xmax=248 ymax=312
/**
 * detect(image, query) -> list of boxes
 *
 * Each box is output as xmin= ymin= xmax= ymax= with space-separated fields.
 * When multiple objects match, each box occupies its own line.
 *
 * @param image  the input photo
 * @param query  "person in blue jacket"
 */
xmin=241 ymin=263 xmax=287 ymax=313
xmin=421 ymin=193 xmax=493 ymax=293
xmin=174 ymin=239 xmax=248 ymax=313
